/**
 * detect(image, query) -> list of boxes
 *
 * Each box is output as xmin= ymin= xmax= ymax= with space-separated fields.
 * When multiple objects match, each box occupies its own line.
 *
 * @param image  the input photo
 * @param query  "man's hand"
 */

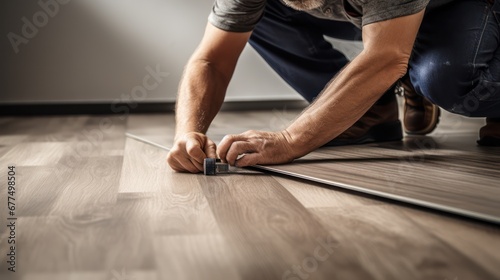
xmin=168 ymin=24 xmax=252 ymax=173
xmin=217 ymin=130 xmax=297 ymax=167
xmin=167 ymin=132 xmax=217 ymax=173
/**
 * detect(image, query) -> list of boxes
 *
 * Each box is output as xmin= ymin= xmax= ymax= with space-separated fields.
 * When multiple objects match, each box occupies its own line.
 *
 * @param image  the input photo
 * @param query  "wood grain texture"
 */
xmin=198 ymin=174 xmax=342 ymax=280
xmin=0 ymin=114 xmax=499 ymax=280
xmin=0 ymin=116 xmax=129 ymax=279
xmin=261 ymin=136 xmax=500 ymax=223
xmin=0 ymin=135 xmax=29 ymax=145
xmin=400 ymin=206 xmax=500 ymax=277
xmin=0 ymin=142 xmax=70 ymax=166
xmin=127 ymin=111 xmax=500 ymax=223
xmin=311 ymin=205 xmax=497 ymax=279
xmin=154 ymin=235 xmax=240 ymax=280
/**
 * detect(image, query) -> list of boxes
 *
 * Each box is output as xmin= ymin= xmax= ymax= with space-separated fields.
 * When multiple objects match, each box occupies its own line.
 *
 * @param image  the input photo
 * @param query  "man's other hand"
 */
xmin=217 ymin=130 xmax=297 ymax=167
xmin=167 ymin=132 xmax=217 ymax=173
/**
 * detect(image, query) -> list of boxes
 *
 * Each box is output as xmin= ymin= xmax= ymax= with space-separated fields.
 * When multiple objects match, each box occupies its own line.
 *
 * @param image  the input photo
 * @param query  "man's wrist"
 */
xmin=281 ymin=128 xmax=311 ymax=159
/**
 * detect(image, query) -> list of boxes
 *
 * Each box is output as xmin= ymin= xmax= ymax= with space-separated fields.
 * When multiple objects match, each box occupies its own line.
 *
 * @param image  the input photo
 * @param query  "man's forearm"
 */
xmin=175 ymin=59 xmax=229 ymax=137
xmin=284 ymin=50 xmax=408 ymax=157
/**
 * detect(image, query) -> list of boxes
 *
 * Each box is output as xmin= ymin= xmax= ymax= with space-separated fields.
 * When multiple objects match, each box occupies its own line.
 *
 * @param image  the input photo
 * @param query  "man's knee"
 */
xmin=410 ymin=63 xmax=465 ymax=109
xmin=410 ymin=61 xmax=500 ymax=116
xmin=411 ymin=65 xmax=500 ymax=117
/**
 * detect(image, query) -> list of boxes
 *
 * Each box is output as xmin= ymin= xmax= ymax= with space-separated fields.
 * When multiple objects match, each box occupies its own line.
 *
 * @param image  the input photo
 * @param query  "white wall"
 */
xmin=1 ymin=0 xmax=300 ymax=104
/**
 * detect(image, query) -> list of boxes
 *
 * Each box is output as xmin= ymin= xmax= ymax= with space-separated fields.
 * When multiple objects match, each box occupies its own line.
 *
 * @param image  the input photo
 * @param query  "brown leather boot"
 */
xmin=397 ymin=75 xmax=440 ymax=135
xmin=324 ymin=86 xmax=402 ymax=146
xmin=477 ymin=118 xmax=500 ymax=146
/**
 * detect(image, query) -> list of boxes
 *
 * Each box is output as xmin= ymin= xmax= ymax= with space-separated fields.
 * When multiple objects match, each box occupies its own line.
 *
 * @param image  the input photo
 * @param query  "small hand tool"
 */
xmin=203 ymin=158 xmax=230 ymax=175
xmin=125 ymin=133 xmax=245 ymax=176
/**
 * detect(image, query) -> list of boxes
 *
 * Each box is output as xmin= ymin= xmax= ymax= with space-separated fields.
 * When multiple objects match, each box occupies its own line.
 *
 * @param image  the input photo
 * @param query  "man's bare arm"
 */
xmin=283 ymin=10 xmax=426 ymax=156
xmin=218 ymin=10 xmax=426 ymax=166
xmin=176 ymin=23 xmax=251 ymax=135
xmin=167 ymin=23 xmax=251 ymax=172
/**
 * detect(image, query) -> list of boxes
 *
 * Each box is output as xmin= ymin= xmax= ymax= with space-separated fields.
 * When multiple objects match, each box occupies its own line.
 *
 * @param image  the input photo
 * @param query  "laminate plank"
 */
xmin=271 ymin=174 xmax=500 ymax=279
xmin=6 ymin=116 xmax=127 ymax=163
xmin=24 ymin=116 xmax=91 ymax=142
xmin=0 ymin=117 xmax=55 ymax=135
xmin=153 ymin=235 xmax=241 ymax=280
xmin=151 ymin=172 xmax=221 ymax=236
xmin=0 ymin=213 xmax=155 ymax=274
xmin=310 ymin=206 xmax=497 ymax=280
xmin=119 ymin=138 xmax=220 ymax=235
xmin=0 ymin=115 xmax=498 ymax=279
xmin=48 ymin=156 xmax=123 ymax=216
xmin=118 ymin=137 xmax=236 ymax=278
xmin=273 ymin=175 xmax=383 ymax=208
xmin=260 ymin=138 xmax=500 ymax=223
xmin=0 ymin=142 xmax=70 ymax=166
xmin=198 ymin=174 xmax=373 ymax=280
xmin=16 ymin=166 xmax=74 ymax=217
xmin=121 ymin=135 xmax=396 ymax=279
xmin=400 ymin=206 xmax=500 ymax=277
xmin=126 ymin=111 xmax=500 ymax=223
xmin=55 ymin=116 xmax=127 ymax=168
xmin=0 ymin=157 xmax=155 ymax=276
xmin=118 ymin=137 xmax=168 ymax=193
xmin=0 ymin=145 xmax=12 ymax=159
xmin=0 ymin=135 xmax=29 ymax=145
xmin=126 ymin=114 xmax=175 ymax=137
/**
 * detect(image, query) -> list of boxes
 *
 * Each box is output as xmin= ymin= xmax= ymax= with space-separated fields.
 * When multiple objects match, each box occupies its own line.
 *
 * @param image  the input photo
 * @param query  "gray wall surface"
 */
xmin=1 ymin=0 xmax=301 ymax=104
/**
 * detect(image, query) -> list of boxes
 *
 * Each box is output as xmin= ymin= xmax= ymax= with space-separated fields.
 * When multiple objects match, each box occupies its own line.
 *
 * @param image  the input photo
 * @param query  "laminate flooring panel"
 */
xmin=0 ymin=135 xmax=29 ymax=145
xmin=0 ymin=116 xmax=134 ymax=279
xmin=125 ymin=111 xmax=500 ymax=223
xmin=400 ymin=206 xmax=500 ymax=277
xmin=116 ymin=137 xmax=500 ymax=280
xmin=1 ymin=115 xmax=499 ymax=279
xmin=0 ymin=117 xmax=61 ymax=136
xmin=275 ymin=174 xmax=500 ymax=276
xmin=311 ymin=206 xmax=497 ymax=279
xmin=260 ymin=135 xmax=500 ymax=223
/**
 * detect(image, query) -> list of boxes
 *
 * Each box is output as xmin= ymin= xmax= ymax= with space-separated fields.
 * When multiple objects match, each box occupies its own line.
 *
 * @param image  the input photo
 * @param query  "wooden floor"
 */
xmin=128 ymin=110 xmax=500 ymax=224
xmin=0 ymin=113 xmax=499 ymax=280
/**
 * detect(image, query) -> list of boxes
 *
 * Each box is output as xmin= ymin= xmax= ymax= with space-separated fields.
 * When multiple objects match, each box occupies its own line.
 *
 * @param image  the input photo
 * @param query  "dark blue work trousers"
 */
xmin=248 ymin=0 xmax=500 ymax=117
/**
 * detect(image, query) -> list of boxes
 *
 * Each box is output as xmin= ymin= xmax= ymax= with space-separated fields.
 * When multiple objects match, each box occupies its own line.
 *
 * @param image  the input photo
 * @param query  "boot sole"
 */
xmin=323 ymin=120 xmax=403 ymax=147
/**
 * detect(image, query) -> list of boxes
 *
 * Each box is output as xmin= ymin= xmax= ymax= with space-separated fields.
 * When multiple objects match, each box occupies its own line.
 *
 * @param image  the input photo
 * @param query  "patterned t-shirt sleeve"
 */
xmin=361 ymin=0 xmax=430 ymax=26
xmin=208 ymin=0 xmax=268 ymax=32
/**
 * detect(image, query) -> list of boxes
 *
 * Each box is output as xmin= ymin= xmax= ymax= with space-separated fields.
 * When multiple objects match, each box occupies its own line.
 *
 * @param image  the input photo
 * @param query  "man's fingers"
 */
xmin=226 ymin=141 xmax=256 ymax=165
xmin=168 ymin=155 xmax=200 ymax=173
xmin=179 ymin=157 xmax=202 ymax=173
xmin=204 ymin=139 xmax=217 ymax=159
xmin=167 ymin=144 xmax=203 ymax=173
xmin=217 ymin=134 xmax=236 ymax=161
xmin=167 ymin=132 xmax=220 ymax=173
xmin=186 ymin=140 xmax=206 ymax=166
xmin=217 ymin=134 xmax=247 ymax=162
xmin=235 ymin=153 xmax=260 ymax=167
